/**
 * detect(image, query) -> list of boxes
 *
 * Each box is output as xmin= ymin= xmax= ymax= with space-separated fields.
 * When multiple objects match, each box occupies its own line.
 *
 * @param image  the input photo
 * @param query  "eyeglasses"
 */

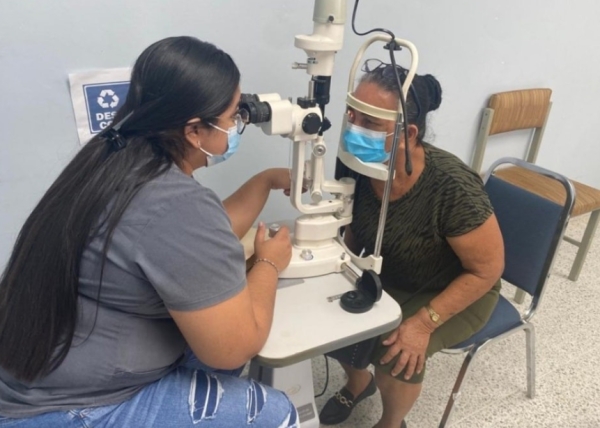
xmin=211 ymin=112 xmax=246 ymax=135
xmin=219 ymin=112 xmax=244 ymax=135
xmin=233 ymin=112 xmax=246 ymax=135
xmin=361 ymin=58 xmax=422 ymax=121
xmin=187 ymin=113 xmax=246 ymax=134
xmin=238 ymin=109 xmax=251 ymax=132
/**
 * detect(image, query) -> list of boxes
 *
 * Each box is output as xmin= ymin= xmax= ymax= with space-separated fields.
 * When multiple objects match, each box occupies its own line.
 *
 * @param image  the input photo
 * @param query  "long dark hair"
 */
xmin=361 ymin=65 xmax=442 ymax=143
xmin=0 ymin=36 xmax=240 ymax=382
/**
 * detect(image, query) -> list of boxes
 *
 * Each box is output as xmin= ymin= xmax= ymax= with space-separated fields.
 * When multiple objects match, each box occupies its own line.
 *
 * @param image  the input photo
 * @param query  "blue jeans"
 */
xmin=0 ymin=353 xmax=299 ymax=427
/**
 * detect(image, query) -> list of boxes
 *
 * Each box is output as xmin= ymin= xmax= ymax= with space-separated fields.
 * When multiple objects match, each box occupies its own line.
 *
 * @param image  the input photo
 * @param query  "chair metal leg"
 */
xmin=513 ymin=289 xmax=526 ymax=304
xmin=439 ymin=345 xmax=482 ymax=428
xmin=524 ymin=322 xmax=536 ymax=398
xmin=568 ymin=210 xmax=600 ymax=281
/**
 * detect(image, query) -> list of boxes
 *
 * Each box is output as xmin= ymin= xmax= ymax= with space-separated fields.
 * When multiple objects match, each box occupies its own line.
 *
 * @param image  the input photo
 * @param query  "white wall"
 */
xmin=1 ymin=0 xmax=599 ymax=267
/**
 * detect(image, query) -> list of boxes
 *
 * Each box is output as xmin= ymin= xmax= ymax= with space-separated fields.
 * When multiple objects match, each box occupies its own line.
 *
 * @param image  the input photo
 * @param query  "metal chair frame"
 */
xmin=439 ymin=157 xmax=575 ymax=427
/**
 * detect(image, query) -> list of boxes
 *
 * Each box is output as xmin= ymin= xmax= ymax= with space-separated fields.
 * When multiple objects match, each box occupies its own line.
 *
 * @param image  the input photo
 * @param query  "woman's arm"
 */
xmin=381 ymin=214 xmax=504 ymax=379
xmin=223 ymin=168 xmax=290 ymax=239
xmin=416 ymin=213 xmax=504 ymax=327
xmin=169 ymin=223 xmax=292 ymax=369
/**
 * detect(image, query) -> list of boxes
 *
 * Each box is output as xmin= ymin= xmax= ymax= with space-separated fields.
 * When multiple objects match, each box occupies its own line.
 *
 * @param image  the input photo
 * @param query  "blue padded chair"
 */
xmin=438 ymin=157 xmax=575 ymax=428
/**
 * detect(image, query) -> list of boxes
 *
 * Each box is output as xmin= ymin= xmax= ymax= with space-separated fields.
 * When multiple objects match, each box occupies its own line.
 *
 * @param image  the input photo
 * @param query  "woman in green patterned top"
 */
xmin=320 ymin=62 xmax=505 ymax=428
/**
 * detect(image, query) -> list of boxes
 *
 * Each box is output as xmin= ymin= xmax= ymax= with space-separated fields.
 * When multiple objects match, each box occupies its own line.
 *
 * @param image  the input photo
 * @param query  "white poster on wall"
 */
xmin=68 ymin=68 xmax=131 ymax=145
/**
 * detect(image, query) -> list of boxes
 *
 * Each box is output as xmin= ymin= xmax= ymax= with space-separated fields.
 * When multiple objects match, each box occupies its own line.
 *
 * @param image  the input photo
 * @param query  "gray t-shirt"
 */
xmin=0 ymin=165 xmax=246 ymax=417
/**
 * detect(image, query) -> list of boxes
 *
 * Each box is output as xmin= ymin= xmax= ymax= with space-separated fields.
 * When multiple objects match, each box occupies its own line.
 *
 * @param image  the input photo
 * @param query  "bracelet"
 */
xmin=253 ymin=258 xmax=280 ymax=275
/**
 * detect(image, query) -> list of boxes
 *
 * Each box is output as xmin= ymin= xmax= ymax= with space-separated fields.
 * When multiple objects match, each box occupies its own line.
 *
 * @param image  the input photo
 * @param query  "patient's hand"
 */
xmin=380 ymin=314 xmax=435 ymax=380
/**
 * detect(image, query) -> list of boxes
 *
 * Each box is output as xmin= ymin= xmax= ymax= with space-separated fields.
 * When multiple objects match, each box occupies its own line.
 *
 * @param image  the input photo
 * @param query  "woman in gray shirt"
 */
xmin=0 ymin=36 xmax=298 ymax=427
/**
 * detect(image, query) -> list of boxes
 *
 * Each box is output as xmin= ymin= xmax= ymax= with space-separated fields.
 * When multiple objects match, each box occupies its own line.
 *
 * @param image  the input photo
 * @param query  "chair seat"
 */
xmin=495 ymin=166 xmax=600 ymax=217
xmin=451 ymin=295 xmax=522 ymax=349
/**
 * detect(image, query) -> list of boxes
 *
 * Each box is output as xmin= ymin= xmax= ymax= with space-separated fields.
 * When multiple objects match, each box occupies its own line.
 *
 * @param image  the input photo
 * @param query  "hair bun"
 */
xmin=422 ymin=74 xmax=442 ymax=112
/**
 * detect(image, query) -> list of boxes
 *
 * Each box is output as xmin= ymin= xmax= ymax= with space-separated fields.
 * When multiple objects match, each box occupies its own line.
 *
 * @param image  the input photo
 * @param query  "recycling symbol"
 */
xmin=97 ymin=89 xmax=120 ymax=109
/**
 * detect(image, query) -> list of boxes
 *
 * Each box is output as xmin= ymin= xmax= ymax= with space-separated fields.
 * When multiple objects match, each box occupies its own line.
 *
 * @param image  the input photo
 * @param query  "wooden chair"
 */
xmin=471 ymin=89 xmax=600 ymax=289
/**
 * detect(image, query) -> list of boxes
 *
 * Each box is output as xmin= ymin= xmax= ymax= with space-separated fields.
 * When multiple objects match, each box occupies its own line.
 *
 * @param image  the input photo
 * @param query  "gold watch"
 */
xmin=425 ymin=305 xmax=444 ymax=326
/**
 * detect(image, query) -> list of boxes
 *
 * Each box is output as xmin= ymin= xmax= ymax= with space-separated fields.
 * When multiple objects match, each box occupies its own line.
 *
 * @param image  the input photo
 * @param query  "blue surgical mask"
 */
xmin=343 ymin=122 xmax=392 ymax=163
xmin=201 ymin=124 xmax=241 ymax=167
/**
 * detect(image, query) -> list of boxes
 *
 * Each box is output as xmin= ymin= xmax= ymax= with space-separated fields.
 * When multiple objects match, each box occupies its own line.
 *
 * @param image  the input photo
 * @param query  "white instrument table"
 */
xmin=249 ymin=271 xmax=401 ymax=427
xmin=256 ymin=272 xmax=402 ymax=367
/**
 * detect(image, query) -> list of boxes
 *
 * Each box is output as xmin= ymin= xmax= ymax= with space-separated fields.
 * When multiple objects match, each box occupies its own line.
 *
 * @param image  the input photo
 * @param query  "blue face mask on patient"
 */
xmin=343 ymin=122 xmax=392 ymax=163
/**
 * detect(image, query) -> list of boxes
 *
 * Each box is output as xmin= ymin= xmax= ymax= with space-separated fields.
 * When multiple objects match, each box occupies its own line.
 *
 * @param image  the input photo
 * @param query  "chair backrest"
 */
xmin=472 ymin=89 xmax=553 ymax=173
xmin=483 ymin=158 xmax=574 ymax=318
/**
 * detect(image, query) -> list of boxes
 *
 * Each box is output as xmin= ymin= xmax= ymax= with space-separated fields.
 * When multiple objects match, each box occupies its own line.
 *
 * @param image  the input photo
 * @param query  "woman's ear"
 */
xmin=407 ymin=124 xmax=419 ymax=145
xmin=184 ymin=119 xmax=203 ymax=149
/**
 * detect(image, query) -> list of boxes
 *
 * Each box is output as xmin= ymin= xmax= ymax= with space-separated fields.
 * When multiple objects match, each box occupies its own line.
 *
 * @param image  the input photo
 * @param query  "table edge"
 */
xmin=253 ymin=318 xmax=402 ymax=368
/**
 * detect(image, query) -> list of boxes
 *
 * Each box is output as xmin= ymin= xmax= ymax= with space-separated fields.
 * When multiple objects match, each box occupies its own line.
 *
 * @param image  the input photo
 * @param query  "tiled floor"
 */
xmin=311 ymin=214 xmax=600 ymax=428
